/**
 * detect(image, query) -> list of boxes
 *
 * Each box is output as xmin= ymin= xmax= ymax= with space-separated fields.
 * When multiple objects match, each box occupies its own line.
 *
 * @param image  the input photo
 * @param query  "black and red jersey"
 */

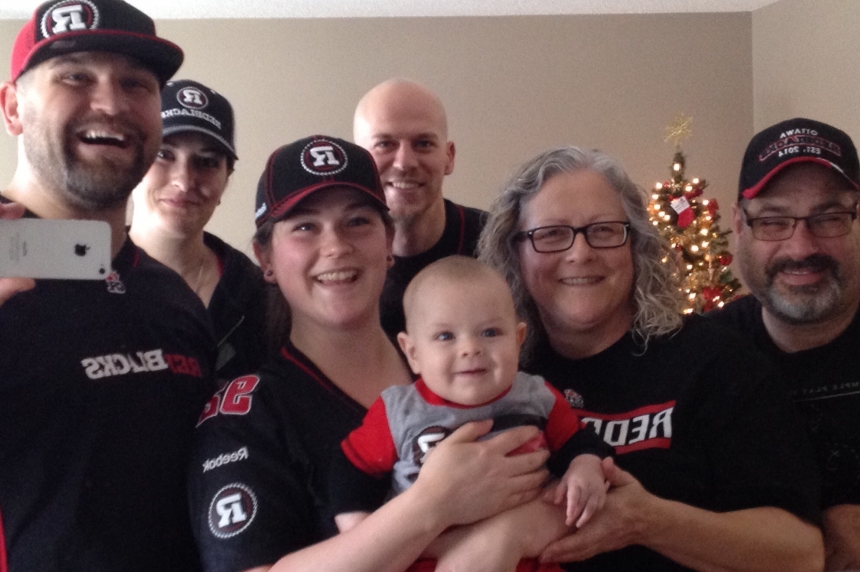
xmin=189 ymin=343 xmax=367 ymax=572
xmin=333 ymin=373 xmax=610 ymax=513
xmin=0 ymin=238 xmax=216 ymax=572
xmin=203 ymin=231 xmax=268 ymax=384
xmin=524 ymin=315 xmax=821 ymax=572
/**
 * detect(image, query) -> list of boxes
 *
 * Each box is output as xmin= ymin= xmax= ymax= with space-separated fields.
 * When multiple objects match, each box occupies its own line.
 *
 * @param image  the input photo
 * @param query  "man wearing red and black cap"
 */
xmin=709 ymin=117 xmax=860 ymax=569
xmin=0 ymin=1 xmax=216 ymax=570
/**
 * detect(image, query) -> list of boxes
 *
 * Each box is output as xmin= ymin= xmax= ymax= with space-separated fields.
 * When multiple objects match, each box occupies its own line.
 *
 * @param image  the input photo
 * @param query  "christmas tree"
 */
xmin=648 ymin=115 xmax=742 ymax=314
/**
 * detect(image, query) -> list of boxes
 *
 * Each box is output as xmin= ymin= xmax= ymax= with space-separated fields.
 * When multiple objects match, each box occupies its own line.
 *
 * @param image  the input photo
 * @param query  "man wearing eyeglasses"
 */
xmin=709 ymin=117 xmax=860 ymax=570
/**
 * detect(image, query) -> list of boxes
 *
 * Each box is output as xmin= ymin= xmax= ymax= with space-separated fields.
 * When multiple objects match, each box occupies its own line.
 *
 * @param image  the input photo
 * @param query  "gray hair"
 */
xmin=478 ymin=145 xmax=683 ymax=356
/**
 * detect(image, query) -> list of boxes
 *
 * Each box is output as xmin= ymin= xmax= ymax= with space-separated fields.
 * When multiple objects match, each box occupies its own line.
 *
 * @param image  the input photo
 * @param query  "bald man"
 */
xmin=354 ymin=79 xmax=486 ymax=336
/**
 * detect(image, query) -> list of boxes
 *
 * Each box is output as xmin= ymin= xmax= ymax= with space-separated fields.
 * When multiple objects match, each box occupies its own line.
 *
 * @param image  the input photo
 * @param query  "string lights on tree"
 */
xmin=649 ymin=114 xmax=742 ymax=313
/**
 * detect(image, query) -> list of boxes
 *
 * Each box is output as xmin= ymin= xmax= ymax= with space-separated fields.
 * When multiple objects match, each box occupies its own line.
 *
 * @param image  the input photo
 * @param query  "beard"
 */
xmin=756 ymin=253 xmax=843 ymax=325
xmin=23 ymin=111 xmax=153 ymax=213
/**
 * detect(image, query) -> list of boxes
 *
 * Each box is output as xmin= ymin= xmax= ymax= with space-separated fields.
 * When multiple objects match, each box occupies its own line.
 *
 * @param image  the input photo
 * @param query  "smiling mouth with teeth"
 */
xmin=80 ymin=130 xmax=129 ymax=148
xmin=315 ymin=270 xmax=358 ymax=283
xmin=561 ymin=277 xmax=602 ymax=285
xmin=387 ymin=181 xmax=421 ymax=189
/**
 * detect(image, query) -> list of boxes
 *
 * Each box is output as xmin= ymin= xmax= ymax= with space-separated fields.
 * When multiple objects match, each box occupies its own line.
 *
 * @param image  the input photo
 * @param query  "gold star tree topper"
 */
xmin=665 ymin=113 xmax=693 ymax=148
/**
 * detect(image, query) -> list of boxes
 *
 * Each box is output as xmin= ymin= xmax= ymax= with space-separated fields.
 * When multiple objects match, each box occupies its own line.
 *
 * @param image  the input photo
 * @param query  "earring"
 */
xmin=265 ymin=270 xmax=274 ymax=277
xmin=386 ymin=254 xmax=394 ymax=263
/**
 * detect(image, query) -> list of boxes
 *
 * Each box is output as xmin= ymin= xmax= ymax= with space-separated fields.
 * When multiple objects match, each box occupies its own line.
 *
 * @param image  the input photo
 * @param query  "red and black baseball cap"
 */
xmin=11 ymin=0 xmax=183 ymax=86
xmin=254 ymin=135 xmax=388 ymax=228
xmin=739 ymin=117 xmax=860 ymax=200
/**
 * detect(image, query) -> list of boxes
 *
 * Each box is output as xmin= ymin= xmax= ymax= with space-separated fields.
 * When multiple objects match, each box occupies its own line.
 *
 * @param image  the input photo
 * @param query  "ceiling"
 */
xmin=2 ymin=0 xmax=781 ymax=20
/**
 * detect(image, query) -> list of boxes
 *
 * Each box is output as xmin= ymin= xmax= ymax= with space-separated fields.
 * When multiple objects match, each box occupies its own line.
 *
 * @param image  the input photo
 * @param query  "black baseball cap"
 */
xmin=254 ymin=135 xmax=387 ymax=228
xmin=11 ymin=0 xmax=183 ymax=86
xmin=161 ymin=79 xmax=237 ymax=161
xmin=739 ymin=117 xmax=860 ymax=200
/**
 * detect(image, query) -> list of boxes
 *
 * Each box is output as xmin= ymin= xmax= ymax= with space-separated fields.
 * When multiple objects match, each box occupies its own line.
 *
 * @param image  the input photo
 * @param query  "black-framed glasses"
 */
xmin=743 ymin=207 xmax=858 ymax=241
xmin=515 ymin=222 xmax=631 ymax=253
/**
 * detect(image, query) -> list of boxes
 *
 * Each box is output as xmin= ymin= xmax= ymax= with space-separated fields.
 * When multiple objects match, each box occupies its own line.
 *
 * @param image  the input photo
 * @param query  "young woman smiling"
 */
xmin=188 ymin=135 xmax=549 ymax=572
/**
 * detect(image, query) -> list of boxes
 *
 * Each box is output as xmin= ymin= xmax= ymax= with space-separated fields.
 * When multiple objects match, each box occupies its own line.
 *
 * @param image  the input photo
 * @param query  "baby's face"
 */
xmin=398 ymin=277 xmax=525 ymax=405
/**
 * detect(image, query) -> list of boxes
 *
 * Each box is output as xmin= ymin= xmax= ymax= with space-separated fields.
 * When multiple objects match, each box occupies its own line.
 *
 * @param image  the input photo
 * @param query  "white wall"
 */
xmin=0 ymin=13 xmax=753 ymax=257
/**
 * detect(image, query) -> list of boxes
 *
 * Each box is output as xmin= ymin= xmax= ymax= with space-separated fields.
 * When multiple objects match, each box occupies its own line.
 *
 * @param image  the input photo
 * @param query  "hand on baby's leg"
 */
xmin=546 ymin=454 xmax=607 ymax=528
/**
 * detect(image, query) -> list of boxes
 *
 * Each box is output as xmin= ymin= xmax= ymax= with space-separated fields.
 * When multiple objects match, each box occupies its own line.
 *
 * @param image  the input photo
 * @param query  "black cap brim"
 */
xmin=162 ymin=125 xmax=238 ymax=161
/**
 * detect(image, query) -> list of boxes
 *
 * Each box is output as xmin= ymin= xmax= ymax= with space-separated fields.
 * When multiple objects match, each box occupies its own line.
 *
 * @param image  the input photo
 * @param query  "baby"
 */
xmin=330 ymin=256 xmax=612 ymax=570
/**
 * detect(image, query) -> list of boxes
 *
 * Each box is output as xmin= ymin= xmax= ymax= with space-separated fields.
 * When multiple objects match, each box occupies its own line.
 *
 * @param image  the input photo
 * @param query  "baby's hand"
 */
xmin=546 ymin=454 xmax=607 ymax=528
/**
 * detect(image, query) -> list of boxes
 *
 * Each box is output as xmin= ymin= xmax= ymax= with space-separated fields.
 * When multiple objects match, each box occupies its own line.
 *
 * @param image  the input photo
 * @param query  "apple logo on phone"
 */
xmin=74 ymin=243 xmax=90 ymax=257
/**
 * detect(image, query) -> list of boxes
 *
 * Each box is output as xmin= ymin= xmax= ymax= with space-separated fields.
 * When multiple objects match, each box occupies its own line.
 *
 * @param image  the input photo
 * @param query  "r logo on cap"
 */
xmin=301 ymin=139 xmax=348 ymax=176
xmin=41 ymin=0 xmax=98 ymax=37
xmin=177 ymin=86 xmax=209 ymax=110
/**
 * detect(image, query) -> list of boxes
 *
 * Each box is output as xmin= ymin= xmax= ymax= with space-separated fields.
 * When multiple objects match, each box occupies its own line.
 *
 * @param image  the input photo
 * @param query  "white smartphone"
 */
xmin=0 ymin=219 xmax=111 ymax=280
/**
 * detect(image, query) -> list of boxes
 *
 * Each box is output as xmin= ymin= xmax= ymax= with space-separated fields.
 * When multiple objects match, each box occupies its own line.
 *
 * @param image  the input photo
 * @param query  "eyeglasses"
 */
xmin=515 ymin=222 xmax=630 ymax=253
xmin=743 ymin=207 xmax=858 ymax=241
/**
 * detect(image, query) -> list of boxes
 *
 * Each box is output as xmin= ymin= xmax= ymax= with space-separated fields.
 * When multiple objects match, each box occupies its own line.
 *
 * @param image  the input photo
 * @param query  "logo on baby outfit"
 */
xmin=42 ymin=0 xmax=98 ymax=37
xmin=411 ymin=425 xmax=452 ymax=466
xmin=300 ymin=139 xmax=348 ymax=176
xmin=208 ymin=483 xmax=257 ymax=538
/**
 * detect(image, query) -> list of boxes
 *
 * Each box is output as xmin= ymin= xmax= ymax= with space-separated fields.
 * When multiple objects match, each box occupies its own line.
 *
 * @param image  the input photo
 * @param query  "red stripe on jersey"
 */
xmin=414 ymin=378 xmax=513 ymax=408
xmin=570 ymin=400 xmax=675 ymax=421
xmin=280 ymin=347 xmax=335 ymax=394
xmin=616 ymin=437 xmax=671 ymax=454
xmin=278 ymin=346 xmax=369 ymax=416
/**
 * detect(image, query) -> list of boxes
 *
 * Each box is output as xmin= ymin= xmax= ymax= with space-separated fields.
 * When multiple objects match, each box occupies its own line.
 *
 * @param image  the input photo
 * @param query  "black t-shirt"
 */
xmin=708 ymin=294 xmax=860 ymax=507
xmin=380 ymin=199 xmax=486 ymax=336
xmin=189 ymin=343 xmax=367 ymax=572
xmin=524 ymin=315 xmax=820 ymax=572
xmin=203 ymin=232 xmax=268 ymax=384
xmin=0 ymin=238 xmax=216 ymax=572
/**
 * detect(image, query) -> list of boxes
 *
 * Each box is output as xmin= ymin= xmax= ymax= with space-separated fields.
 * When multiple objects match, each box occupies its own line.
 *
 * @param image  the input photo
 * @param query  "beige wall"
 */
xmin=753 ymin=0 xmax=860 ymax=141
xmin=0 ymin=20 xmax=20 ymax=204
xmin=0 ymin=13 xmax=752 ymax=257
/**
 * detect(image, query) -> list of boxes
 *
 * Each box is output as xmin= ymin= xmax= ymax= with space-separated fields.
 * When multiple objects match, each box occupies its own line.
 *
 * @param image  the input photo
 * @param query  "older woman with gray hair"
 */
xmin=476 ymin=146 xmax=824 ymax=571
